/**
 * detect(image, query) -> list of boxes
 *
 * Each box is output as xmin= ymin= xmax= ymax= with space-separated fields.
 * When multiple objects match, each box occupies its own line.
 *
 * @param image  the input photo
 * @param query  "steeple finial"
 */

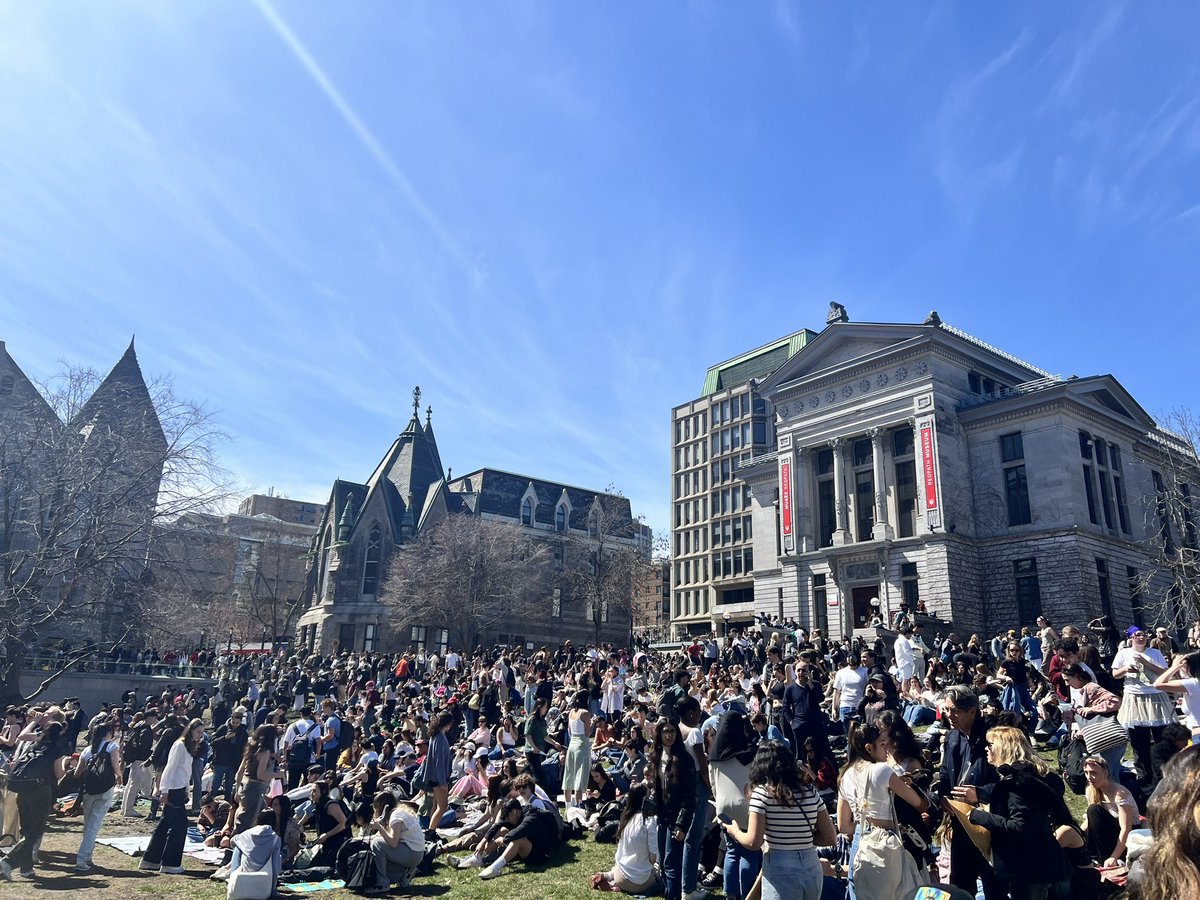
xmin=412 ymin=385 xmax=421 ymax=418
xmin=426 ymin=405 xmax=432 ymax=427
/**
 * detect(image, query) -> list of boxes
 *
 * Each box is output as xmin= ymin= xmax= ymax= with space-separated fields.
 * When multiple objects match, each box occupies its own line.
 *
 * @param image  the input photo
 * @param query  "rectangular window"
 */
xmin=1182 ymin=484 xmax=1199 ymax=550
xmin=554 ymin=542 xmax=564 ymax=570
xmin=895 ymin=459 xmax=917 ymax=538
xmin=968 ymin=372 xmax=981 ymax=395
xmin=817 ymin=479 xmax=836 ymax=548
xmin=1005 ymin=466 xmax=1031 ymax=526
xmin=1114 ymin=474 xmax=1130 ymax=534
xmin=855 ymin=470 xmax=874 ymax=542
xmin=893 ymin=426 xmax=914 ymax=458
xmin=1082 ymin=465 xmax=1097 ymax=524
xmin=1127 ymin=566 xmax=1144 ymax=629
xmin=744 ymin=548 xmax=753 ymax=572
xmin=1013 ymin=559 xmax=1042 ymax=623
xmin=1098 ymin=471 xmax=1114 ymax=529
xmin=363 ymin=624 xmax=378 ymax=652
xmin=752 ymin=422 xmax=767 ymax=445
xmin=338 ymin=623 xmax=356 ymax=651
xmin=901 ymin=562 xmax=919 ymax=608
xmin=1078 ymin=431 xmax=1092 ymax=459
xmin=743 ymin=515 xmax=752 ymax=540
xmin=813 ymin=574 xmax=826 ymax=608
xmin=1153 ymin=471 xmax=1175 ymax=552
xmin=1001 ymin=432 xmax=1031 ymax=527
xmin=1096 ymin=558 xmax=1114 ymax=620
xmin=409 ymin=625 xmax=425 ymax=647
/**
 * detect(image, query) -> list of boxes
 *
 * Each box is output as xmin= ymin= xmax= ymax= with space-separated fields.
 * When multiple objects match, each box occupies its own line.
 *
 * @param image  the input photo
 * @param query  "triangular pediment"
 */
xmin=757 ymin=323 xmax=932 ymax=397
xmin=1067 ymin=376 xmax=1157 ymax=430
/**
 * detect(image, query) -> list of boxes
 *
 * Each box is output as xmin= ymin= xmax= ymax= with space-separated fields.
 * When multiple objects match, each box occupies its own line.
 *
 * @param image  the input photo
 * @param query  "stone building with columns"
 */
xmin=731 ymin=305 xmax=1196 ymax=638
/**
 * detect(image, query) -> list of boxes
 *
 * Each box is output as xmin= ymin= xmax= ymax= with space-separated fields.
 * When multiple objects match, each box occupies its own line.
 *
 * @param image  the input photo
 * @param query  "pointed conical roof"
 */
xmin=0 ymin=340 xmax=56 ymax=423
xmin=72 ymin=338 xmax=166 ymax=448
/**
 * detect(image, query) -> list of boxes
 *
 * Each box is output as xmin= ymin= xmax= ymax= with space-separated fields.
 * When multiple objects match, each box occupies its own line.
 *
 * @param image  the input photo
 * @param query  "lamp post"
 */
xmin=723 ymin=611 xmax=730 ymax=637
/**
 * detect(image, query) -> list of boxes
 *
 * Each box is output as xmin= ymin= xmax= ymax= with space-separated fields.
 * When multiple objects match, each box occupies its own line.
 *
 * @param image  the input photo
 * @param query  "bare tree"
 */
xmin=0 ymin=360 xmax=231 ymax=706
xmin=378 ymin=514 xmax=550 ymax=651
xmin=1135 ymin=408 xmax=1200 ymax=632
xmin=561 ymin=488 xmax=652 ymax=646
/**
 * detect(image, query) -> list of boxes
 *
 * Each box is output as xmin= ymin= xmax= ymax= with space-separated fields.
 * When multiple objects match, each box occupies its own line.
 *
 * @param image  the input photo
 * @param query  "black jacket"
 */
xmin=652 ymin=745 xmax=698 ymax=834
xmin=968 ymin=762 xmax=1071 ymax=884
xmin=936 ymin=717 xmax=995 ymax=803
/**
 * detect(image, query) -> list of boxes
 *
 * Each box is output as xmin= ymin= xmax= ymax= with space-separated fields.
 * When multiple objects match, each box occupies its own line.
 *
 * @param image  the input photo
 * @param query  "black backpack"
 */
xmin=84 ymin=743 xmax=117 ymax=795
xmin=288 ymin=722 xmax=316 ymax=768
xmin=7 ymin=745 xmax=54 ymax=794
xmin=125 ymin=724 xmax=153 ymax=763
xmin=1059 ymin=737 xmax=1087 ymax=795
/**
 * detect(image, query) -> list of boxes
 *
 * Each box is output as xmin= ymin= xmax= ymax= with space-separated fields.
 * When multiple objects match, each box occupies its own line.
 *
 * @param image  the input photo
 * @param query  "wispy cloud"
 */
xmin=250 ymin=0 xmax=476 ymax=281
xmin=1041 ymin=3 xmax=1125 ymax=109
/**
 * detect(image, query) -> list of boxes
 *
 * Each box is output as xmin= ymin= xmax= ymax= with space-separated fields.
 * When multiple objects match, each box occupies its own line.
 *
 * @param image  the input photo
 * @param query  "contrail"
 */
xmin=251 ymin=0 xmax=474 ymax=275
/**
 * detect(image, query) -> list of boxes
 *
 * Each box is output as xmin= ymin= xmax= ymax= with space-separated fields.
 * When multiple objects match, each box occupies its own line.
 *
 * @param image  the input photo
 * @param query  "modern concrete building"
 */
xmin=670 ymin=329 xmax=817 ymax=637
xmin=237 ymin=492 xmax=325 ymax=526
xmin=735 ymin=305 xmax=1198 ymax=637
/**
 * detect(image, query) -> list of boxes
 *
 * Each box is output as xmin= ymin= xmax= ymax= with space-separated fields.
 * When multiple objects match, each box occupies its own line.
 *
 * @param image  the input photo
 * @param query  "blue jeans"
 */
xmin=1001 ymin=684 xmax=1038 ymax=723
xmin=838 ymin=707 xmax=857 ymax=725
xmin=76 ymin=787 xmax=116 ymax=866
xmin=681 ymin=780 xmax=709 ymax=893
xmin=845 ymin=826 xmax=862 ymax=900
xmin=761 ymin=847 xmax=822 ymax=900
xmin=722 ymin=837 xmax=762 ymax=900
xmin=1099 ymin=742 xmax=1127 ymax=783
xmin=657 ymin=819 xmax=686 ymax=900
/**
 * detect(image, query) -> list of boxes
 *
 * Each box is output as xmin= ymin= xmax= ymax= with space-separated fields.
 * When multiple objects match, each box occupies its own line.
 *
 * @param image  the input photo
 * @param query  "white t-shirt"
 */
xmin=389 ymin=806 xmax=425 ymax=853
xmin=838 ymin=760 xmax=868 ymax=823
xmin=614 ymin=812 xmax=658 ymax=886
xmin=1112 ymin=647 xmax=1169 ymax=696
xmin=834 ymin=666 xmax=868 ymax=709
xmin=1178 ymin=677 xmax=1200 ymax=729
xmin=861 ymin=762 xmax=895 ymax=821
xmin=682 ymin=725 xmax=704 ymax=771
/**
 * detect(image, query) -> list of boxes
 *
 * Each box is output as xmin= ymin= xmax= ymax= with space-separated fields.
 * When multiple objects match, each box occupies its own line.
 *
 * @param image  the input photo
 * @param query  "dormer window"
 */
xmin=555 ymin=504 xmax=567 ymax=532
xmin=521 ymin=498 xmax=533 ymax=526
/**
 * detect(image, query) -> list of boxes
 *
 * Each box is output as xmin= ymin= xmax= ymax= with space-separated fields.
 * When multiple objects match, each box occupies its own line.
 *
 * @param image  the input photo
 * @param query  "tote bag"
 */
xmin=851 ymin=825 xmax=923 ymax=900
xmin=1079 ymin=715 xmax=1127 ymax=755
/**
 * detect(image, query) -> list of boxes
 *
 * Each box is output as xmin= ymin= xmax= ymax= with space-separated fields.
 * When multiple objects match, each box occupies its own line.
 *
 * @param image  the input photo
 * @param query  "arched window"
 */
xmin=361 ymin=525 xmax=382 ymax=595
xmin=521 ymin=498 xmax=533 ymax=526
xmin=555 ymin=504 xmax=567 ymax=532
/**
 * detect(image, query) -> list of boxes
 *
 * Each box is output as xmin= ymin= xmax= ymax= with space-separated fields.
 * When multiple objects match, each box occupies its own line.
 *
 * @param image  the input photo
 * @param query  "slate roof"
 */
xmin=700 ymin=329 xmax=815 ymax=396
xmin=446 ymin=468 xmax=633 ymax=531
xmin=0 ymin=340 xmax=56 ymax=423
xmin=71 ymin=338 xmax=166 ymax=448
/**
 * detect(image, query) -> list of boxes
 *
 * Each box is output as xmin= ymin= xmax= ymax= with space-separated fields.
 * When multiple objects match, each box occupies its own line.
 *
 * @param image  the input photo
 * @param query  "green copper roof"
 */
xmin=700 ymin=328 xmax=816 ymax=396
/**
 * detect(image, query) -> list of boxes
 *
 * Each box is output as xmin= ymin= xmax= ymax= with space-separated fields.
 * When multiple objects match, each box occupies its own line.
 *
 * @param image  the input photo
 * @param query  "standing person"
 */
xmin=1061 ymin=664 xmax=1126 ymax=782
xmin=1111 ymin=626 xmax=1175 ymax=783
xmin=1020 ymin=627 xmax=1044 ymax=671
xmin=0 ymin=720 xmax=68 ymax=881
xmin=966 ymin=726 xmax=1072 ymax=900
xmin=562 ymin=690 xmax=593 ymax=811
xmin=831 ymin=654 xmax=869 ymax=726
xmin=233 ymin=725 xmax=281 ymax=835
xmin=1036 ymin=618 xmax=1058 ymax=673
xmin=74 ymin=721 xmax=122 ymax=872
xmin=209 ymin=707 xmax=248 ymax=802
xmin=935 ymin=686 xmax=1002 ymax=900
xmin=422 ymin=711 xmax=453 ymax=836
xmin=723 ymin=740 xmax=833 ymax=900
xmin=997 ymin=641 xmax=1039 ymax=724
xmin=283 ymin=706 xmax=318 ymax=791
xmin=649 ymin=718 xmax=697 ymax=900
xmin=318 ymin=699 xmax=343 ymax=773
xmin=1153 ymin=650 xmax=1200 ymax=741
xmin=121 ymin=710 xmax=158 ymax=817
xmin=783 ymin=660 xmax=831 ymax=762
xmin=894 ymin=625 xmax=917 ymax=699
xmin=140 ymin=718 xmax=206 ymax=875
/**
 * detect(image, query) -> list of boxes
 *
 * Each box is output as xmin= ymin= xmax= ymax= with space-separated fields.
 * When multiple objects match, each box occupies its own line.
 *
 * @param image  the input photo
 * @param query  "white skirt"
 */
xmin=1117 ymin=691 xmax=1177 ymax=728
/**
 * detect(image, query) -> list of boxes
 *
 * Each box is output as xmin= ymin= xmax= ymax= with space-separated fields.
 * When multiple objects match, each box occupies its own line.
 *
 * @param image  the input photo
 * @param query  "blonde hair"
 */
xmin=986 ymin=726 xmax=1047 ymax=774
xmin=1082 ymin=754 xmax=1113 ymax=805
xmin=1140 ymin=746 xmax=1200 ymax=900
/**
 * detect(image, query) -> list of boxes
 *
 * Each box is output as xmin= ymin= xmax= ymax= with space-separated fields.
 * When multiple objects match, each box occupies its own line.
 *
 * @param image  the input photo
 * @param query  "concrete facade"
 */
xmin=727 ymin=308 xmax=1195 ymax=638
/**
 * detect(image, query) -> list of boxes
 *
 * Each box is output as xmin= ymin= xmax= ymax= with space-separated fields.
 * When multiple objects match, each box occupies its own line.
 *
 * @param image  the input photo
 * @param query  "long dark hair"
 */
xmin=243 ymin=724 xmax=276 ymax=766
xmin=876 ymin=710 xmax=923 ymax=765
xmin=90 ymin=722 xmax=114 ymax=755
xmin=647 ymin=719 xmax=685 ymax=784
xmin=181 ymin=718 xmax=205 ymax=755
xmin=842 ymin=722 xmax=884 ymax=774
xmin=619 ymin=782 xmax=649 ymax=839
xmin=272 ymin=793 xmax=294 ymax=840
xmin=748 ymin=739 xmax=810 ymax=807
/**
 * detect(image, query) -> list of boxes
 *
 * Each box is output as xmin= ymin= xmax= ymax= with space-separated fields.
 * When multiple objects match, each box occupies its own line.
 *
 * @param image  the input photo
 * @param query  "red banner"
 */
xmin=920 ymin=425 xmax=938 ymax=510
xmin=780 ymin=458 xmax=793 ymax=548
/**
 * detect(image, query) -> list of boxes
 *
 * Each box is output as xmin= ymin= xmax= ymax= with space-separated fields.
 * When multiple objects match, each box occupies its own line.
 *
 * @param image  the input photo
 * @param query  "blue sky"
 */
xmin=1 ymin=2 xmax=1197 ymax=536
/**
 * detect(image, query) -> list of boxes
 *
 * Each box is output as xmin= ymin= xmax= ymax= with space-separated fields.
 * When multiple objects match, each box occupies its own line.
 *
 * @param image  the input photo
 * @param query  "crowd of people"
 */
xmin=1 ymin=612 xmax=1198 ymax=900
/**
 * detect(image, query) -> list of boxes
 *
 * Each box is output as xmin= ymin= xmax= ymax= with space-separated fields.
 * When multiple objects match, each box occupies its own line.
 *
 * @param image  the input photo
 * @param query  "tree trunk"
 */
xmin=0 ymin=639 xmax=24 ymax=709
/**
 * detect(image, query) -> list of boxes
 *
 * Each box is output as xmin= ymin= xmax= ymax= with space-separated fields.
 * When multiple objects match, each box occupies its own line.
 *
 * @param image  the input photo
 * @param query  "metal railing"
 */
xmin=17 ymin=654 xmax=219 ymax=680
xmin=956 ymin=375 xmax=1065 ymax=410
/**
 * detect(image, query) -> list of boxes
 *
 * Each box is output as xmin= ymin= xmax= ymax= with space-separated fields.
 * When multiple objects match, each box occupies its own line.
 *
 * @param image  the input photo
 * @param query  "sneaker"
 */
xmin=18 ymin=870 xmax=36 ymax=880
xmin=701 ymin=870 xmax=722 ymax=888
xmin=75 ymin=863 xmax=93 ymax=873
xmin=160 ymin=865 xmax=186 ymax=874
xmin=138 ymin=860 xmax=160 ymax=872
xmin=450 ymin=854 xmax=482 ymax=869
xmin=395 ymin=867 xmax=415 ymax=888
xmin=478 ymin=862 xmax=503 ymax=880
xmin=210 ymin=864 xmax=231 ymax=881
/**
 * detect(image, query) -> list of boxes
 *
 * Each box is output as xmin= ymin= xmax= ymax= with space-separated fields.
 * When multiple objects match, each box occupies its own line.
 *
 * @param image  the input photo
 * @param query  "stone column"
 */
xmin=870 ymin=427 xmax=892 ymax=541
xmin=831 ymin=438 xmax=851 ymax=546
xmin=795 ymin=447 xmax=813 ymax=553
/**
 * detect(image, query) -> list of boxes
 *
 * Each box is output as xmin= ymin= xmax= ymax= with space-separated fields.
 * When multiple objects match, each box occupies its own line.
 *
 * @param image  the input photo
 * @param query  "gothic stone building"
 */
xmin=729 ymin=307 xmax=1197 ymax=638
xmin=296 ymin=390 xmax=646 ymax=654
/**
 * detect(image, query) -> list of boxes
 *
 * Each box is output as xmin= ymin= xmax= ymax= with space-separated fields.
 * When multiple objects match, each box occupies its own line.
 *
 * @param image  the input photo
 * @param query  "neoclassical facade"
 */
xmin=728 ymin=307 xmax=1195 ymax=637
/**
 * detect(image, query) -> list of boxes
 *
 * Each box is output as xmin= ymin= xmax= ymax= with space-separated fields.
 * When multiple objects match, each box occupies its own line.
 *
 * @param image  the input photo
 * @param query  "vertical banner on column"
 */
xmin=780 ymin=456 xmax=793 ymax=552
xmin=917 ymin=415 xmax=941 ymax=528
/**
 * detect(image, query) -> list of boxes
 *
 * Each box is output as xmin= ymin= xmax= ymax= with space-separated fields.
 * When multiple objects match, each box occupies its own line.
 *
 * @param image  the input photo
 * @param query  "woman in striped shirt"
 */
xmin=722 ymin=739 xmax=832 ymax=900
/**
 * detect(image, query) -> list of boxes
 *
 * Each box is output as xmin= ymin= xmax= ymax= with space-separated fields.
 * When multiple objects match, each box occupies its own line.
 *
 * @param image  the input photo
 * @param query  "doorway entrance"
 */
xmin=851 ymin=585 xmax=879 ymax=628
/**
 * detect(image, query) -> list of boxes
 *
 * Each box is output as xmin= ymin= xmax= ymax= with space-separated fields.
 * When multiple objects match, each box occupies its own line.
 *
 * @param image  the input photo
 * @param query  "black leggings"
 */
xmin=1085 ymin=804 xmax=1122 ymax=861
xmin=1126 ymin=725 xmax=1161 ymax=782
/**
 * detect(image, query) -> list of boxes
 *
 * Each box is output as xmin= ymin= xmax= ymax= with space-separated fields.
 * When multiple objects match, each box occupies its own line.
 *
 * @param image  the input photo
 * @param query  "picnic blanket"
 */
xmin=278 ymin=880 xmax=346 ymax=894
xmin=95 ymin=833 xmax=225 ymax=865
